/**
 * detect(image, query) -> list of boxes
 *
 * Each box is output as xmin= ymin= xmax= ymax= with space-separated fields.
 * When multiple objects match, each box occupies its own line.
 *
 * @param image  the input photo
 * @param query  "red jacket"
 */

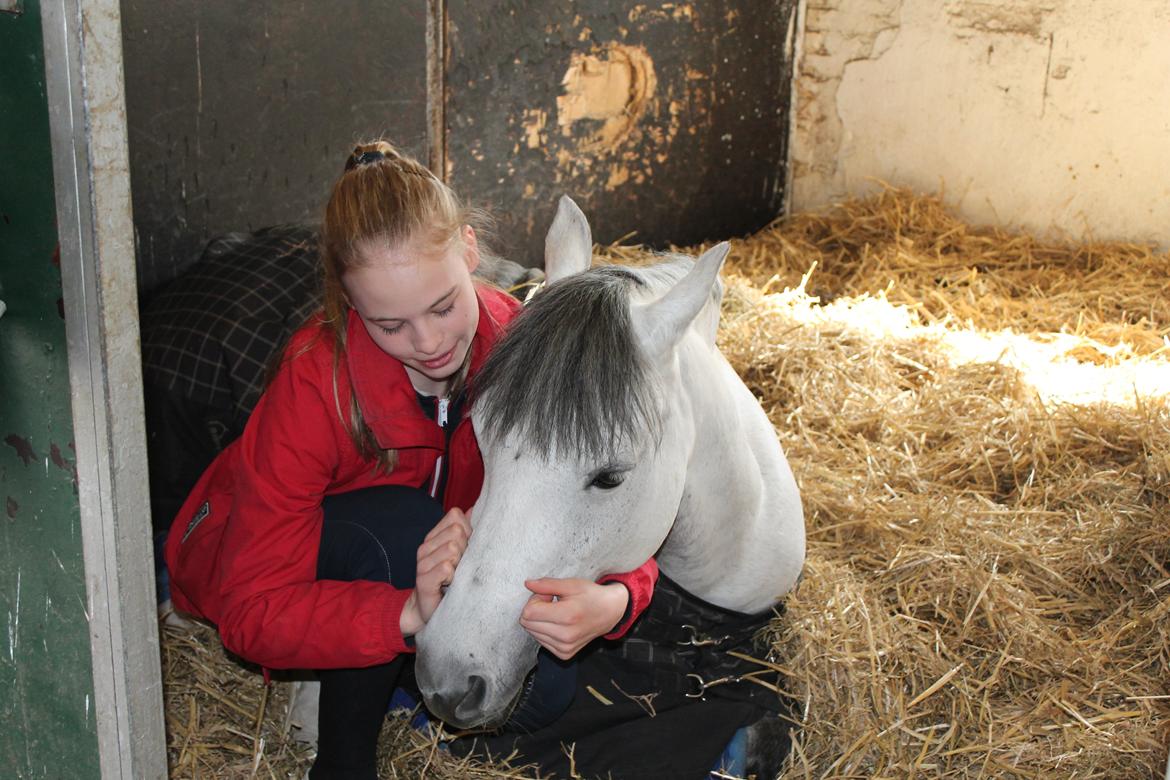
xmin=165 ymin=285 xmax=658 ymax=670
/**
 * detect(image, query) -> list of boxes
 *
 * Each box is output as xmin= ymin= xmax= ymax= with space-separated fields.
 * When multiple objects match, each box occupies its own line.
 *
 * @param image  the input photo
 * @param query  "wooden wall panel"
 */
xmin=445 ymin=0 xmax=798 ymax=266
xmin=121 ymin=1 xmax=429 ymax=293
xmin=121 ymin=1 xmax=798 ymax=286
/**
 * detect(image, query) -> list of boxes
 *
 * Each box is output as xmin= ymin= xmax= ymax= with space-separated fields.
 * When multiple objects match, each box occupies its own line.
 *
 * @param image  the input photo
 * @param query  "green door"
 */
xmin=0 ymin=3 xmax=100 ymax=777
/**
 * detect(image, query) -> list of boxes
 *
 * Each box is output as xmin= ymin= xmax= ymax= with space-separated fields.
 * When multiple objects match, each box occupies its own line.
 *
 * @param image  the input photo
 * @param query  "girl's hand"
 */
xmin=400 ymin=507 xmax=472 ymax=637
xmin=519 ymin=578 xmax=630 ymax=660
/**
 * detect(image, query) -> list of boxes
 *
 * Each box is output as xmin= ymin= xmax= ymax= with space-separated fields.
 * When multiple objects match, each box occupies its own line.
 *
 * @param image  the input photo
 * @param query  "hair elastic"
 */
xmin=346 ymin=149 xmax=386 ymax=171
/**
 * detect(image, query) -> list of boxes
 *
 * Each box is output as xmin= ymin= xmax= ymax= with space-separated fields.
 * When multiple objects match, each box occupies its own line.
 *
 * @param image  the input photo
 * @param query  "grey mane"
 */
xmin=473 ymin=258 xmax=694 ymax=462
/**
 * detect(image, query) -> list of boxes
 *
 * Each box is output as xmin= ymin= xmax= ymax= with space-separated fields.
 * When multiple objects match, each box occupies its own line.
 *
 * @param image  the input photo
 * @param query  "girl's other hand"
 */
xmin=519 ymin=578 xmax=630 ymax=660
xmin=401 ymin=507 xmax=472 ymax=637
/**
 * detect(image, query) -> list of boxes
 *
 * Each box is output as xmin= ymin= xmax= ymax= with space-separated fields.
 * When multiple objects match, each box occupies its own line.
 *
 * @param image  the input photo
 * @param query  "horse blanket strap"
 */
xmin=595 ymin=574 xmax=789 ymax=713
xmin=453 ymin=576 xmax=795 ymax=779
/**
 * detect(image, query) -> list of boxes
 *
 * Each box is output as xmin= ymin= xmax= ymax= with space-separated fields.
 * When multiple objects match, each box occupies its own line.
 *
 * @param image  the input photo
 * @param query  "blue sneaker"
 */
xmin=711 ymin=726 xmax=748 ymax=777
xmin=387 ymin=688 xmax=431 ymax=732
xmin=153 ymin=531 xmax=171 ymax=604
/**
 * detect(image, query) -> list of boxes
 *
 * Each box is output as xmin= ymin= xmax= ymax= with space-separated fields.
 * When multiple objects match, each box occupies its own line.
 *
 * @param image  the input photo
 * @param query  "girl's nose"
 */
xmin=412 ymin=321 xmax=442 ymax=355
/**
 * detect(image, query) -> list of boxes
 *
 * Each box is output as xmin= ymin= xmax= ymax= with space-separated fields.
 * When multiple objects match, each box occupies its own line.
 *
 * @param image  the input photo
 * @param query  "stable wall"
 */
xmin=121 ymin=1 xmax=799 ymax=293
xmin=120 ymin=0 xmax=429 ymax=293
xmin=445 ymin=0 xmax=799 ymax=270
xmin=789 ymin=0 xmax=1170 ymax=249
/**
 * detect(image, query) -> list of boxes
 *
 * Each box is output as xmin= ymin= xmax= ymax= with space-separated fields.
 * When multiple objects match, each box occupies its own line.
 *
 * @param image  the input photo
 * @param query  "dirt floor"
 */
xmin=163 ymin=189 xmax=1170 ymax=778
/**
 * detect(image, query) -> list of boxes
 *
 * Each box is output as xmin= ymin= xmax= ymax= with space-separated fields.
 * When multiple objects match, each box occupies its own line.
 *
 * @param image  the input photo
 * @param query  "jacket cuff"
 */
xmin=379 ymin=587 xmax=417 ymax=656
xmin=598 ymin=557 xmax=659 ymax=640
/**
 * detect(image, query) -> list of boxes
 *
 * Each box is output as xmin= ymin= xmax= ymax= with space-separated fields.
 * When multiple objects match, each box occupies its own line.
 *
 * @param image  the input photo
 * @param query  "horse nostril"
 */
xmin=454 ymin=674 xmax=488 ymax=722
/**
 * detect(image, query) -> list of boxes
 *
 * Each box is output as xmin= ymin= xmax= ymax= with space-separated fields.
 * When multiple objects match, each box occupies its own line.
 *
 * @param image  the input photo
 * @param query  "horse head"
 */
xmin=414 ymin=197 xmax=730 ymax=728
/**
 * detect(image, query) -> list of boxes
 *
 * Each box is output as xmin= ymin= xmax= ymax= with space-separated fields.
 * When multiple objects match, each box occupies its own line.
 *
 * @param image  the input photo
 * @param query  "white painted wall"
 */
xmin=789 ymin=0 xmax=1170 ymax=248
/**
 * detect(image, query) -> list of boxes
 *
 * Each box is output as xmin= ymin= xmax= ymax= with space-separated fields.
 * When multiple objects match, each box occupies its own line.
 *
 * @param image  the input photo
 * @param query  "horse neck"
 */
xmin=656 ymin=334 xmax=806 ymax=614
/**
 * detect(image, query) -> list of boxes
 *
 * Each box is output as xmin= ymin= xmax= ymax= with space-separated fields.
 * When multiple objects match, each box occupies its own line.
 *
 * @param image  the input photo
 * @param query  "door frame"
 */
xmin=40 ymin=1 xmax=167 ymax=777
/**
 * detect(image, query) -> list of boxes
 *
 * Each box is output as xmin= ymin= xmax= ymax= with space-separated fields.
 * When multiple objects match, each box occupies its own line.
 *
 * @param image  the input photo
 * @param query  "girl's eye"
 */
xmin=588 ymin=470 xmax=626 ymax=490
xmin=379 ymin=323 xmax=405 ymax=336
xmin=435 ymin=303 xmax=456 ymax=318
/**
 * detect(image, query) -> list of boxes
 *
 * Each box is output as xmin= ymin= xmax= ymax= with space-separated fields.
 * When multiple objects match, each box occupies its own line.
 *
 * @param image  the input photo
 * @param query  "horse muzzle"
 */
xmin=415 ymin=656 xmax=522 ymax=729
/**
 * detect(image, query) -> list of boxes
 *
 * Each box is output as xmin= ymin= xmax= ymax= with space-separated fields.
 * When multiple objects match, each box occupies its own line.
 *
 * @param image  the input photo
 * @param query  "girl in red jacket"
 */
xmin=164 ymin=141 xmax=658 ymax=779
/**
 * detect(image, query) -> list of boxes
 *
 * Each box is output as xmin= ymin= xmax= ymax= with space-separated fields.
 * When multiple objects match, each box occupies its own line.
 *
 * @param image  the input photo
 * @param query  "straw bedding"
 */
xmin=161 ymin=188 xmax=1170 ymax=778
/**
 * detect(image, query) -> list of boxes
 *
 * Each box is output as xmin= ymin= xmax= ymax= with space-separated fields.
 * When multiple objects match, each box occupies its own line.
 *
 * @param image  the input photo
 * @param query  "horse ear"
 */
xmin=544 ymin=196 xmax=593 ymax=283
xmin=634 ymin=242 xmax=729 ymax=361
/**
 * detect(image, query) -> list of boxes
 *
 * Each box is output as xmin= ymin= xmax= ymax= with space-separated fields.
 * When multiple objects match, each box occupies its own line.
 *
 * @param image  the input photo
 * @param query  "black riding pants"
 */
xmin=308 ymin=485 xmax=577 ymax=780
xmin=309 ymin=485 xmax=439 ymax=780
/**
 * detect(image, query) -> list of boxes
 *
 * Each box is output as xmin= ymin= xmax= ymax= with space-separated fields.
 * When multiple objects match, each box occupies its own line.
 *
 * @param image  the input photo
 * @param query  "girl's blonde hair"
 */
xmin=319 ymin=140 xmax=489 ymax=471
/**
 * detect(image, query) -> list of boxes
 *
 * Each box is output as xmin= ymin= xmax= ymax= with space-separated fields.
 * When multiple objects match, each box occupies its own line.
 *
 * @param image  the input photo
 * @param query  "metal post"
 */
xmin=427 ymin=0 xmax=448 ymax=179
xmin=39 ymin=0 xmax=167 ymax=777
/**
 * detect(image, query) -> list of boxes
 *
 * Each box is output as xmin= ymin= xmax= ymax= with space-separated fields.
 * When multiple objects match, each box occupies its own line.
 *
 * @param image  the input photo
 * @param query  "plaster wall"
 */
xmin=789 ymin=0 xmax=1170 ymax=248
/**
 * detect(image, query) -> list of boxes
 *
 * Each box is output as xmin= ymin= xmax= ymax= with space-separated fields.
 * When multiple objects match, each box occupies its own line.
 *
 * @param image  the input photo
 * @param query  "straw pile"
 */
xmin=161 ymin=188 xmax=1170 ymax=778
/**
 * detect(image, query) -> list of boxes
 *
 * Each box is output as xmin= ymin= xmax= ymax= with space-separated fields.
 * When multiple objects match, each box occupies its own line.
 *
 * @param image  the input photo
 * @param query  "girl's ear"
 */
xmin=462 ymin=224 xmax=481 ymax=275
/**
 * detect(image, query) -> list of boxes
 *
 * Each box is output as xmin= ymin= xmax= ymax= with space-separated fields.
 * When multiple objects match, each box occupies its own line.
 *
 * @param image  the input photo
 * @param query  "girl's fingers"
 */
xmin=420 ymin=520 xmax=469 ymax=551
xmin=524 ymin=577 xmax=587 ymax=597
xmin=417 ymin=557 xmax=456 ymax=586
xmin=522 ymin=627 xmax=577 ymax=660
xmin=519 ymin=613 xmax=588 ymax=646
xmin=428 ymin=507 xmax=471 ymax=539
xmin=436 ymin=536 xmax=468 ymax=560
xmin=520 ymin=622 xmax=570 ymax=645
xmin=521 ymin=599 xmax=581 ymax=624
xmin=417 ymin=534 xmax=468 ymax=566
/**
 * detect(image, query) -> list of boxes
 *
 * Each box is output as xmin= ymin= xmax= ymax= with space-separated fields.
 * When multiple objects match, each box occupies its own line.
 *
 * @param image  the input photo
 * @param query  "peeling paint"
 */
xmin=6 ymin=496 xmax=17 ymax=519
xmin=945 ymin=1 xmax=1053 ymax=40
xmin=555 ymin=43 xmax=657 ymax=154
xmin=545 ymin=37 xmax=710 ymax=194
xmin=606 ymin=164 xmax=631 ymax=189
xmin=629 ymin=3 xmax=696 ymax=23
xmin=49 ymin=442 xmax=67 ymax=470
xmin=449 ymin=0 xmax=795 ymax=266
xmin=507 ymin=35 xmax=705 ymax=196
xmin=47 ymin=441 xmax=80 ymax=491
xmin=521 ymin=108 xmax=548 ymax=149
xmin=790 ymin=0 xmax=903 ymax=201
xmin=4 ymin=434 xmax=37 ymax=466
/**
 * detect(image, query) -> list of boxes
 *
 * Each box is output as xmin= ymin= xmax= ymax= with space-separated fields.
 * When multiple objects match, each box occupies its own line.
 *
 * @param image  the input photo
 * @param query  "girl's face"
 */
xmin=344 ymin=225 xmax=481 ymax=396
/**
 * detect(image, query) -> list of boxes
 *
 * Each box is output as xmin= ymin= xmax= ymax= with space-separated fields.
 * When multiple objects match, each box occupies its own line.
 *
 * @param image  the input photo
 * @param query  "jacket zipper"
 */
xmin=430 ymin=397 xmax=450 ymax=498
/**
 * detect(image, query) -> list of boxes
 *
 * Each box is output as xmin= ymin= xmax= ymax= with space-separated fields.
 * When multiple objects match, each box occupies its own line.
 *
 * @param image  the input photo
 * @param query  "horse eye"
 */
xmin=588 ymin=470 xmax=625 ymax=490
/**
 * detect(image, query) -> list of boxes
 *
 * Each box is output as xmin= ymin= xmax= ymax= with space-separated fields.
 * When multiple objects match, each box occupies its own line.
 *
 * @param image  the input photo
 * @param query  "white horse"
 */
xmin=415 ymin=197 xmax=806 ymax=741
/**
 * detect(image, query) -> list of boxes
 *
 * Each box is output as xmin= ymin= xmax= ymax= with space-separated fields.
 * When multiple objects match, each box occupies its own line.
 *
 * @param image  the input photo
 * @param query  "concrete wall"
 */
xmin=790 ymin=0 xmax=1170 ymax=248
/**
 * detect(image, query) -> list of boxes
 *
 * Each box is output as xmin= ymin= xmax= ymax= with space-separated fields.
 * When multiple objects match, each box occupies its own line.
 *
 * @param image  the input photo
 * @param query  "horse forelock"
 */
xmin=473 ymin=263 xmax=676 ymax=462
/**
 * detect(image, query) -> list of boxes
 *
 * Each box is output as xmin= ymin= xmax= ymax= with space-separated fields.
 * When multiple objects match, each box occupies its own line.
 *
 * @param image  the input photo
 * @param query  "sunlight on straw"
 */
xmin=761 ymin=280 xmax=1170 ymax=408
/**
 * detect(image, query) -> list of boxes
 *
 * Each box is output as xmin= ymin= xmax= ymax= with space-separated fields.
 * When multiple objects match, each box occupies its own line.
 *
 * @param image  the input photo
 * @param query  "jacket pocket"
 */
xmin=166 ymin=488 xmax=233 ymax=624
